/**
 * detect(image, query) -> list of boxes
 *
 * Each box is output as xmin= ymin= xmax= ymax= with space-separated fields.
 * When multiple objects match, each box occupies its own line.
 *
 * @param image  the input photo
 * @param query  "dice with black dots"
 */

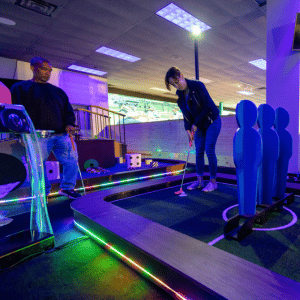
xmin=125 ymin=153 xmax=141 ymax=169
xmin=45 ymin=161 xmax=60 ymax=180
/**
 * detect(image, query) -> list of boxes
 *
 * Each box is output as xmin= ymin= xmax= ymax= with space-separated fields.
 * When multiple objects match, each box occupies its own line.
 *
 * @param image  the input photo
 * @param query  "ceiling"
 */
xmin=0 ymin=0 xmax=267 ymax=109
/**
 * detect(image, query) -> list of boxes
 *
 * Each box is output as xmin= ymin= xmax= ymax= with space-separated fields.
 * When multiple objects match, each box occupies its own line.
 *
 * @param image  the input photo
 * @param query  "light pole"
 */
xmin=192 ymin=25 xmax=201 ymax=80
xmin=194 ymin=39 xmax=199 ymax=80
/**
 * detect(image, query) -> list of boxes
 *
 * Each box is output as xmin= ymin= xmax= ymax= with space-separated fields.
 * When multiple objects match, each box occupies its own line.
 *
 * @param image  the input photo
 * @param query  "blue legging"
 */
xmin=194 ymin=115 xmax=221 ymax=179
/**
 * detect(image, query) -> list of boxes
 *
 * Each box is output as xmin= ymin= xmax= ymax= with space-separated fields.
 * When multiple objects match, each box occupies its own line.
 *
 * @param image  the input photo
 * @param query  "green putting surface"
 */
xmin=0 ymin=237 xmax=174 ymax=300
xmin=112 ymin=182 xmax=300 ymax=283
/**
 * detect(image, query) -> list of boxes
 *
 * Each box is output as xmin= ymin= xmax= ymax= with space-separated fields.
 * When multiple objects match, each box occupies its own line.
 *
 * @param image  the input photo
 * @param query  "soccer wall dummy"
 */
xmin=233 ymin=100 xmax=262 ymax=216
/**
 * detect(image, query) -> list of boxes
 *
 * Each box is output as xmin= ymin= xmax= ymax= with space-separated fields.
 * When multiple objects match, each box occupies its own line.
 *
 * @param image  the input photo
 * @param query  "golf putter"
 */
xmin=175 ymin=131 xmax=194 ymax=196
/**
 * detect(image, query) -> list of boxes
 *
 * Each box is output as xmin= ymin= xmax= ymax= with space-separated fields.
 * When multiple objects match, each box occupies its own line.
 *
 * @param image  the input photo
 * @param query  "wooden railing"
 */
xmin=74 ymin=105 xmax=126 ymax=144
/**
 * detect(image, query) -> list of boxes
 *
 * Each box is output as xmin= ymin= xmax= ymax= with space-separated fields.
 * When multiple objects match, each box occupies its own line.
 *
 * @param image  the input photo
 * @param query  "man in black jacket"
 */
xmin=165 ymin=67 xmax=221 ymax=192
xmin=11 ymin=57 xmax=81 ymax=199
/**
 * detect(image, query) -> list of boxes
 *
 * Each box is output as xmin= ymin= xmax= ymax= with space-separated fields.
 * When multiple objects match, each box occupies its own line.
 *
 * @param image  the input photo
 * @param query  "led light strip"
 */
xmin=74 ymin=221 xmax=190 ymax=300
xmin=1 ymin=170 xmax=184 ymax=204
xmin=0 ymin=196 xmax=35 ymax=204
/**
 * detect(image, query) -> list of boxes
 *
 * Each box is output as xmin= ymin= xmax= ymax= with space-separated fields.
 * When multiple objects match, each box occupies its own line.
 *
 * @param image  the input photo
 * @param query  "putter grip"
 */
xmin=70 ymin=134 xmax=75 ymax=151
xmin=189 ymin=131 xmax=194 ymax=147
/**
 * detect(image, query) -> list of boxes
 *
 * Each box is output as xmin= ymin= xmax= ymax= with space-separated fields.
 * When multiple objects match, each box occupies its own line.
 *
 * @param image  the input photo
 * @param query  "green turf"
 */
xmin=113 ymin=182 xmax=300 ymax=283
xmin=113 ymin=182 xmax=239 ymax=243
xmin=0 ymin=237 xmax=173 ymax=300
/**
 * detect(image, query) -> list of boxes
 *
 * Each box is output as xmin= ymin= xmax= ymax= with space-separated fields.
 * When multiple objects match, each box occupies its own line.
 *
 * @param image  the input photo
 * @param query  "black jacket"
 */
xmin=10 ymin=80 xmax=75 ymax=133
xmin=176 ymin=78 xmax=219 ymax=131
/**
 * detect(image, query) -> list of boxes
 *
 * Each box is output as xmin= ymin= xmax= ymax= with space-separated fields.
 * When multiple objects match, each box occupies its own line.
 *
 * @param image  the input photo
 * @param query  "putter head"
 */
xmin=175 ymin=188 xmax=183 ymax=195
xmin=179 ymin=191 xmax=187 ymax=197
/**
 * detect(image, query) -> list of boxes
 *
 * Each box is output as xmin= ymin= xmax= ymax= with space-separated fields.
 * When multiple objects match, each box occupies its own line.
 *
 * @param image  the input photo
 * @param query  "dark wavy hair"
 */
xmin=30 ymin=57 xmax=50 ymax=67
xmin=165 ymin=66 xmax=181 ymax=90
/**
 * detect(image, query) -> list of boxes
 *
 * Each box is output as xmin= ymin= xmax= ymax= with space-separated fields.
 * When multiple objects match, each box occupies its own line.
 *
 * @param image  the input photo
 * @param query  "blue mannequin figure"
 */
xmin=233 ymin=100 xmax=262 ymax=216
xmin=273 ymin=107 xmax=292 ymax=199
xmin=257 ymin=104 xmax=279 ymax=205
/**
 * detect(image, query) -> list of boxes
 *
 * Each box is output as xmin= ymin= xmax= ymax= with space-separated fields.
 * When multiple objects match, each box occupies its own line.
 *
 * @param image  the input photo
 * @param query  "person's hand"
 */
xmin=187 ymin=130 xmax=194 ymax=144
xmin=191 ymin=125 xmax=197 ymax=133
xmin=65 ymin=125 xmax=78 ymax=135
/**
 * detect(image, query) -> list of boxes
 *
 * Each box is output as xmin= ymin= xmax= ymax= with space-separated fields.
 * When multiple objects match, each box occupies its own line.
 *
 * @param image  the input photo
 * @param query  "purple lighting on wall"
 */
xmin=96 ymin=47 xmax=141 ymax=62
xmin=68 ymin=65 xmax=107 ymax=76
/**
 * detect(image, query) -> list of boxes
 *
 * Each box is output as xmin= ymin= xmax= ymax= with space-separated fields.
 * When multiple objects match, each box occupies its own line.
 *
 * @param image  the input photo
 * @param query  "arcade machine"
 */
xmin=0 ymin=103 xmax=54 ymax=269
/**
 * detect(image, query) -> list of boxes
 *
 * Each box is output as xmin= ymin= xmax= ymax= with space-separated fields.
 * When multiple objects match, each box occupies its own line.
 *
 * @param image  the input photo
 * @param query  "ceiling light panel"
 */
xmin=249 ymin=59 xmax=266 ymax=70
xmin=68 ymin=65 xmax=107 ymax=76
xmin=156 ymin=3 xmax=211 ymax=34
xmin=96 ymin=46 xmax=141 ymax=62
xmin=0 ymin=17 xmax=16 ymax=25
xmin=237 ymin=91 xmax=254 ymax=96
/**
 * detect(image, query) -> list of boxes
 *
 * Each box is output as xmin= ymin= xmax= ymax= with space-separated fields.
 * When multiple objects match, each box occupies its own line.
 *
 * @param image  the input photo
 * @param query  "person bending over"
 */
xmin=10 ymin=57 xmax=81 ymax=199
xmin=165 ymin=67 xmax=221 ymax=192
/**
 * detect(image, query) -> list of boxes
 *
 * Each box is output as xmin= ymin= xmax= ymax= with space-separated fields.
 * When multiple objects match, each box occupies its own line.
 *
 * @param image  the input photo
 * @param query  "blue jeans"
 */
xmin=194 ymin=115 xmax=221 ymax=179
xmin=39 ymin=133 xmax=78 ymax=195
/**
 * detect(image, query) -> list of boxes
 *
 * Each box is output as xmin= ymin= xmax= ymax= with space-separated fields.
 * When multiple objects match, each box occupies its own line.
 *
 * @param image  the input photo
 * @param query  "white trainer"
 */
xmin=202 ymin=181 xmax=218 ymax=192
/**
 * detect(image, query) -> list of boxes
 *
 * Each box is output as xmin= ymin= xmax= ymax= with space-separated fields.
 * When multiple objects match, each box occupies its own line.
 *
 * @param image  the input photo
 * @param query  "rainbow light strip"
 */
xmin=0 ymin=196 xmax=35 ymax=205
xmin=74 ymin=221 xmax=190 ymax=300
xmin=0 ymin=170 xmax=184 ymax=204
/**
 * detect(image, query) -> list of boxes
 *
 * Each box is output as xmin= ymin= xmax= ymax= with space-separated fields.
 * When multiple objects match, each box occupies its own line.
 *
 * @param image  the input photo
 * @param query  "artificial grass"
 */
xmin=0 ymin=237 xmax=173 ymax=300
xmin=113 ymin=182 xmax=300 ymax=283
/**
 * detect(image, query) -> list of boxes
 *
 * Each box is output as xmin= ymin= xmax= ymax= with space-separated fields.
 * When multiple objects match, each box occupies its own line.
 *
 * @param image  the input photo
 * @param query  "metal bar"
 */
xmin=108 ymin=111 xmax=111 ymax=139
xmin=83 ymin=112 xmax=86 ymax=139
xmin=114 ymin=114 xmax=116 ymax=140
xmin=100 ymin=114 xmax=103 ymax=139
xmin=89 ymin=105 xmax=126 ymax=117
xmin=194 ymin=39 xmax=199 ymax=80
xmin=123 ymin=116 xmax=126 ymax=145
xmin=95 ymin=113 xmax=99 ymax=139
xmin=77 ymin=111 xmax=81 ymax=139
xmin=118 ymin=115 xmax=121 ymax=143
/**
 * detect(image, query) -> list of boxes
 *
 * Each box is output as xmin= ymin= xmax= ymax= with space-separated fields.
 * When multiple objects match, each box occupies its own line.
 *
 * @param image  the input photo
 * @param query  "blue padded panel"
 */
xmin=234 ymin=100 xmax=262 ymax=215
xmin=257 ymin=104 xmax=279 ymax=205
xmin=273 ymin=107 xmax=292 ymax=199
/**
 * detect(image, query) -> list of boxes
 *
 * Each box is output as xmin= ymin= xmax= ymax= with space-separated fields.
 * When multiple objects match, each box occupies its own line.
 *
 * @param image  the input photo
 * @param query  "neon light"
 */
xmin=1 ymin=170 xmax=184 ymax=204
xmin=223 ymin=204 xmax=297 ymax=231
xmin=74 ymin=170 xmax=183 ymax=191
xmin=0 ymin=236 xmax=54 ymax=259
xmin=156 ymin=3 xmax=211 ymax=34
xmin=96 ymin=47 xmax=141 ymax=62
xmin=74 ymin=221 xmax=189 ymax=300
xmin=208 ymin=234 xmax=225 ymax=246
xmin=0 ymin=196 xmax=34 ymax=204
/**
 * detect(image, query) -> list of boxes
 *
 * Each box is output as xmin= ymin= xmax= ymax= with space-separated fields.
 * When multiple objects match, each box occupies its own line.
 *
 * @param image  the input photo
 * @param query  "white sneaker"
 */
xmin=187 ymin=181 xmax=203 ymax=190
xmin=202 ymin=181 xmax=217 ymax=192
